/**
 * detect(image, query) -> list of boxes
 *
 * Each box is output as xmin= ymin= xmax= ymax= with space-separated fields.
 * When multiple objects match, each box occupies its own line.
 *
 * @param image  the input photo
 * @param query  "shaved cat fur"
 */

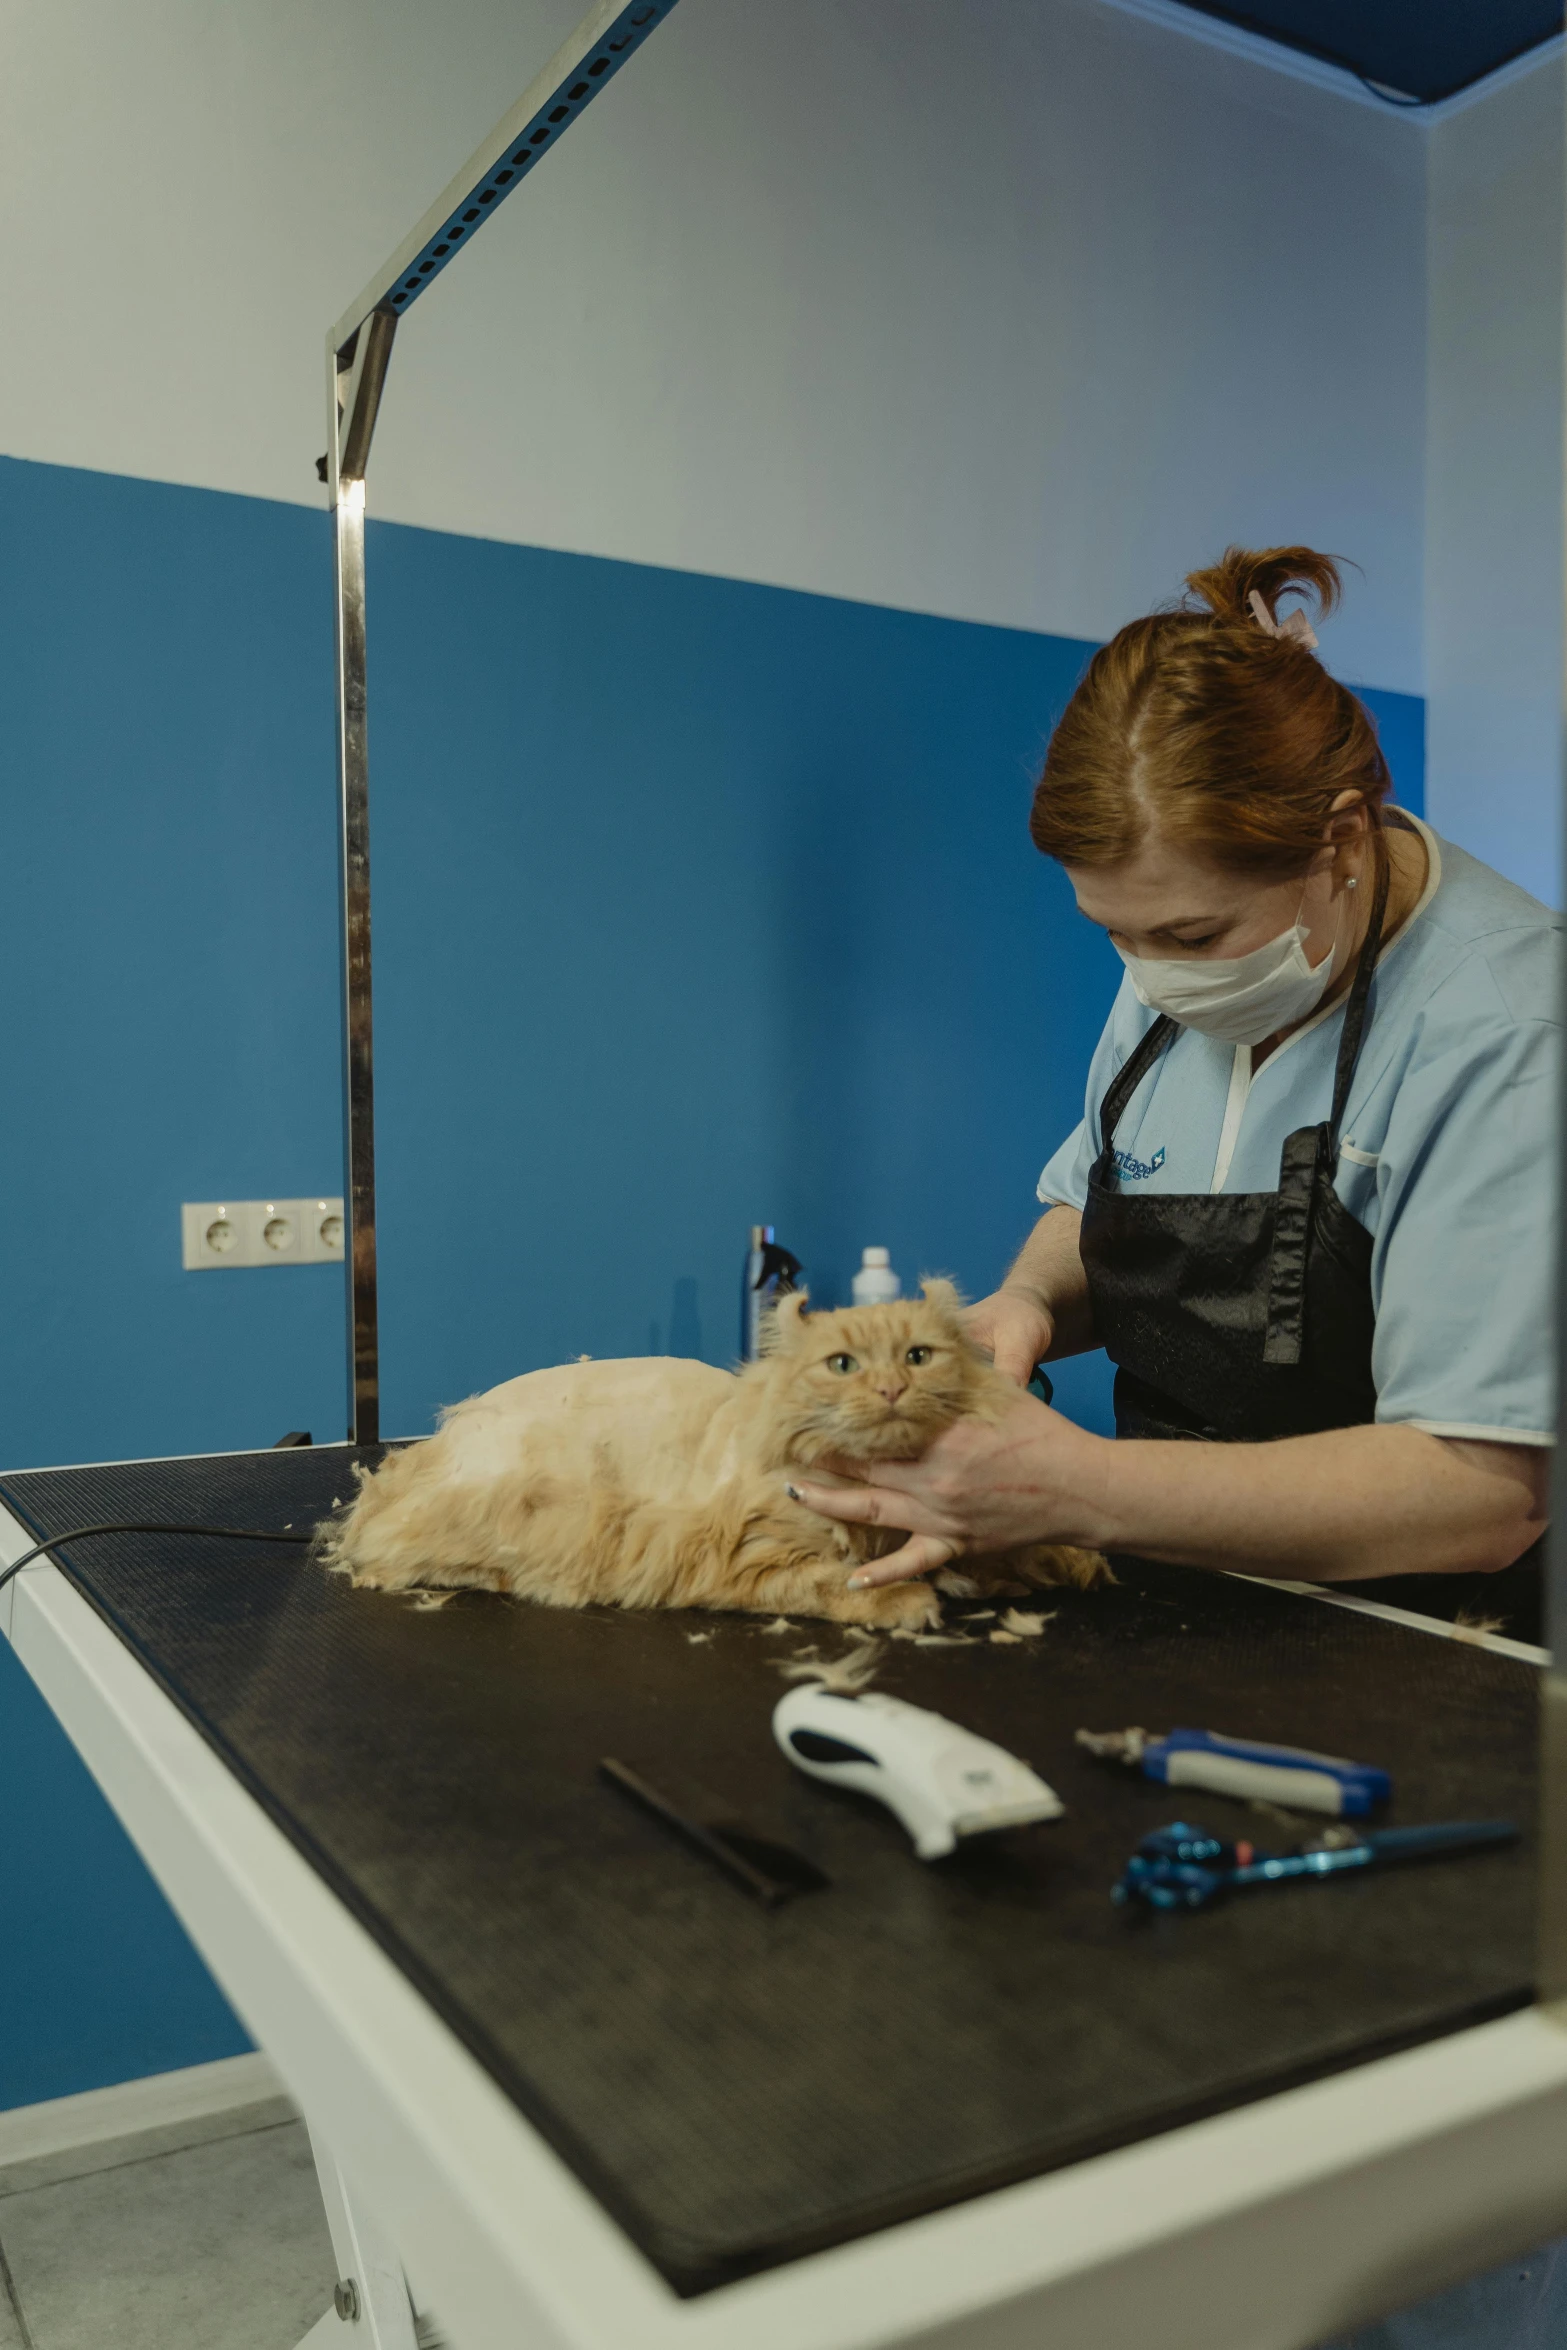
xmin=317 ymin=1280 xmax=1110 ymax=1631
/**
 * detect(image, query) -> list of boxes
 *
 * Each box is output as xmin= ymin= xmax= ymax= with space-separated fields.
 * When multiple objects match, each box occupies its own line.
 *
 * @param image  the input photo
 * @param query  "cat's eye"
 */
xmin=826 ymin=1352 xmax=857 ymax=1374
xmin=905 ymin=1345 xmax=933 ymax=1366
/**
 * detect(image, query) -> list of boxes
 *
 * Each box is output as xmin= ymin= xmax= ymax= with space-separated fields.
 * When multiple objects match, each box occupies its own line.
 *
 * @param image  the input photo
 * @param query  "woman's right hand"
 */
xmin=962 ymin=1287 xmax=1055 ymax=1386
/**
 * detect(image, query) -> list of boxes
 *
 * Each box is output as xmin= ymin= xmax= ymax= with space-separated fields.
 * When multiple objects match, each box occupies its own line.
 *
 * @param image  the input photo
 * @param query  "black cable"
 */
xmin=0 ymin=1521 xmax=312 ymax=1598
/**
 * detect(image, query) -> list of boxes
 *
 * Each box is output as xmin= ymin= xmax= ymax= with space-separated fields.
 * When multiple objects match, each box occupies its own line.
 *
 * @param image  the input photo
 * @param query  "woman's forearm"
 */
xmin=795 ymin=1403 xmax=1547 ymax=1591
xmin=1080 ymin=1422 xmax=1547 ymax=1582
xmin=985 ymin=1219 xmax=1544 ymax=1577
xmin=1004 ymin=1207 xmax=1098 ymax=1358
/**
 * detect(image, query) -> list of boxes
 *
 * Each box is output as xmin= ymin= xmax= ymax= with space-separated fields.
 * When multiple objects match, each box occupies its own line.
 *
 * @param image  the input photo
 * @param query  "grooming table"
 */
xmin=3 ymin=1446 xmax=1565 ymax=2350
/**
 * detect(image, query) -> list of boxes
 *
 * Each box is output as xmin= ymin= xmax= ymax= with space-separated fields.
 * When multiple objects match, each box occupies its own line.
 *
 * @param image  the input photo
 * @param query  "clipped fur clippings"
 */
xmin=1452 ymin=1609 xmax=1508 ymax=1642
xmin=775 ymin=1646 xmax=881 ymax=1696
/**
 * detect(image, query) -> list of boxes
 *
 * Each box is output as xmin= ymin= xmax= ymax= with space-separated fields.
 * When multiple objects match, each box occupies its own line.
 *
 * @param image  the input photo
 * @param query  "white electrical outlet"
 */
xmin=183 ymin=1201 xmax=256 ymax=1269
xmin=258 ymin=1201 xmax=302 ymax=1261
xmin=182 ymin=1199 xmax=346 ymax=1271
xmin=298 ymin=1198 xmax=347 ymax=1263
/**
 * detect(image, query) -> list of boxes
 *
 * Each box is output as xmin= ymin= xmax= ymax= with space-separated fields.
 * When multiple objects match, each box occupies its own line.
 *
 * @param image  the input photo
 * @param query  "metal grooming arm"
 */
xmin=325 ymin=0 xmax=681 ymax=1443
xmin=1544 ymin=823 xmax=1567 ymax=2000
xmin=1542 ymin=204 xmax=1567 ymax=2013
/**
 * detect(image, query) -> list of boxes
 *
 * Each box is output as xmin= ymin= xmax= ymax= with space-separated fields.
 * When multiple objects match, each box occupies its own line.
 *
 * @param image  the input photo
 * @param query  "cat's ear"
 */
xmin=919 ymin=1276 xmax=965 ymax=1324
xmin=762 ymin=1289 xmax=811 ymax=1353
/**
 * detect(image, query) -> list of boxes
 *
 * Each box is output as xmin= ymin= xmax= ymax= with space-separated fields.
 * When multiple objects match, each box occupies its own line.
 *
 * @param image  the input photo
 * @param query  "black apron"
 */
xmin=1077 ymin=865 xmax=1544 ymax=1643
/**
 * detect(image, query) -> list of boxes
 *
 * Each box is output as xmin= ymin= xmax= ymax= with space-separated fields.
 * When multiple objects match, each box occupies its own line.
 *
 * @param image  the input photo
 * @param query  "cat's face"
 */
xmin=752 ymin=1280 xmax=987 ymax=1463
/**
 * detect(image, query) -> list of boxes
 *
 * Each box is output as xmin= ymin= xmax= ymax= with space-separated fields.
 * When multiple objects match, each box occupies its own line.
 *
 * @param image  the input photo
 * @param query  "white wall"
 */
xmin=0 ymin=0 xmax=1427 ymax=688
xmin=1425 ymin=58 xmax=1565 ymax=902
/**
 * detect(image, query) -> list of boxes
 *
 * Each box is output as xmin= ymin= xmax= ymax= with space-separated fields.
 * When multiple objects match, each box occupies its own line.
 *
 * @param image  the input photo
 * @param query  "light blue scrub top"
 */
xmin=1037 ymin=818 xmax=1560 ymax=1447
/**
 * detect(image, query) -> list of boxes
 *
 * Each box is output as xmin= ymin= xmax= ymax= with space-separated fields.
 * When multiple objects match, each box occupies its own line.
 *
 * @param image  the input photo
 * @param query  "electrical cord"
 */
xmin=0 ymin=1522 xmax=313 ymax=1599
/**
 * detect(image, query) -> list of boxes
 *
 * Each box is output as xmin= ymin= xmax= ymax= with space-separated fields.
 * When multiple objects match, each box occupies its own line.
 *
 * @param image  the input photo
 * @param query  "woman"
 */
xmin=793 ymin=547 xmax=1555 ymax=1638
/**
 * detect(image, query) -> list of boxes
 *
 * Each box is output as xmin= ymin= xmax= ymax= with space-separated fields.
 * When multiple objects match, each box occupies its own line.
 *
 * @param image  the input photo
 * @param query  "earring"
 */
xmin=1346 ymin=876 xmax=1358 ymax=890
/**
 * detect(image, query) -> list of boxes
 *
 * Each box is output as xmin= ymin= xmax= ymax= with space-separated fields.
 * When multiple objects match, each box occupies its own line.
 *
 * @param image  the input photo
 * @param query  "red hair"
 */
xmin=1030 ymin=546 xmax=1391 ymax=878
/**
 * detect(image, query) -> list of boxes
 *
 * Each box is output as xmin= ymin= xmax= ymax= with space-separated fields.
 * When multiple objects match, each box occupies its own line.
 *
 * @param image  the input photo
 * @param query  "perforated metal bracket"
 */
xmin=331 ymin=0 xmax=680 ymax=355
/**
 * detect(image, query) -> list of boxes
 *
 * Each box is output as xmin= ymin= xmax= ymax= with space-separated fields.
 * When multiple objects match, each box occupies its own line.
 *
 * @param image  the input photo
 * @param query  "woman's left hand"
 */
xmin=787 ymin=1392 xmax=1108 ymax=1589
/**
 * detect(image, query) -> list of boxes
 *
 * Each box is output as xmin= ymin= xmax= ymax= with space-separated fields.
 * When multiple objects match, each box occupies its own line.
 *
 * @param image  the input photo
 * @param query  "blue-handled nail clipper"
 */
xmin=1077 ymin=1724 xmax=1391 ymax=1817
xmin=1113 ymin=1818 xmax=1519 ymax=1911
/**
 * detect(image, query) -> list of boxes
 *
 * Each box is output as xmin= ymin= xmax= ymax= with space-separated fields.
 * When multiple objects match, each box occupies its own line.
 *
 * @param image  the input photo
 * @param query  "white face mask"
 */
xmin=1114 ymin=896 xmax=1339 ymax=1047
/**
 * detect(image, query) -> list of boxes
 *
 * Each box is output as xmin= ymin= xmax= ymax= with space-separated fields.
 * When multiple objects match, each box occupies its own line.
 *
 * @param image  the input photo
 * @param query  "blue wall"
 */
xmin=0 ymin=1650 xmax=252 ymax=2106
xmin=369 ymin=521 xmax=1123 ymax=1435
xmin=0 ymin=454 xmax=1424 ymax=2104
xmin=1 ymin=462 xmax=346 ymax=1466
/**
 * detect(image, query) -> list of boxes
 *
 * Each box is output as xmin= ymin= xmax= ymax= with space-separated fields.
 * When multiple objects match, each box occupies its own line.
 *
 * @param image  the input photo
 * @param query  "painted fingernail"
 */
xmin=847 ymin=1573 xmax=869 ymax=1589
xmin=784 ymin=1482 xmax=804 ymax=1501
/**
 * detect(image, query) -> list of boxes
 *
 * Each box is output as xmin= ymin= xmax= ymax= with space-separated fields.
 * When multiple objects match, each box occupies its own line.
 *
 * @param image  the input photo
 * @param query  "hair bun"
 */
xmin=1031 ymin=539 xmax=1389 ymax=879
xmin=1185 ymin=544 xmax=1343 ymax=632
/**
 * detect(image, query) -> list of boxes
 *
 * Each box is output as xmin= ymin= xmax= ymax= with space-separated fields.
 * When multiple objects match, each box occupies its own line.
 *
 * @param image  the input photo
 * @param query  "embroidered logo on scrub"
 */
xmin=1113 ymin=1144 xmax=1166 ymax=1182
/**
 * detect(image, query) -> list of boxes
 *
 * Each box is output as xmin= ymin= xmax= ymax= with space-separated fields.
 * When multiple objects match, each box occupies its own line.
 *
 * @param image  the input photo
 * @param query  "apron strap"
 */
xmin=1264 ymin=851 xmax=1391 ymax=1366
xmin=1264 ymin=1130 xmax=1323 ymax=1365
xmin=1326 ymin=855 xmax=1390 ymax=1153
xmin=1097 ymin=1016 xmax=1178 ymax=1168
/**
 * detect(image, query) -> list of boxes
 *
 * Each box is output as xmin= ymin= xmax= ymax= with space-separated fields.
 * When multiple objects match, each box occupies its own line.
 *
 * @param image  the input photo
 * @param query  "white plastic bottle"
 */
xmin=851 ymin=1246 xmax=902 ymax=1307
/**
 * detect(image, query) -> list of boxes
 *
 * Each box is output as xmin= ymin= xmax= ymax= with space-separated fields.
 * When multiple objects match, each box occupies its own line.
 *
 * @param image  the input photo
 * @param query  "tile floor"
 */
xmin=0 ymin=2091 xmax=349 ymax=2350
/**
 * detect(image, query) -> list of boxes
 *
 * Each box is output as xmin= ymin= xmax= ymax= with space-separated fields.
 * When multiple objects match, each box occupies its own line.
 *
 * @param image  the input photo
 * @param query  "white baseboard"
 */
xmin=0 ymin=2050 xmax=285 ymax=2168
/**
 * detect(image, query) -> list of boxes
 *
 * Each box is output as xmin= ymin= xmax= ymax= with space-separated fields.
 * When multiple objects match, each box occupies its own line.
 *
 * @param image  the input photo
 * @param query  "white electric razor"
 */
xmin=773 ymin=1685 xmax=1064 ymax=1860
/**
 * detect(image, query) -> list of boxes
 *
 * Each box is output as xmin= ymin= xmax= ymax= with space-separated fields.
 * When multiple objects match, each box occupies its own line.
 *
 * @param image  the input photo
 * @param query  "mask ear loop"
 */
xmin=1291 ymin=874 xmax=1330 ymax=973
xmin=1311 ymin=824 xmax=1369 ymax=984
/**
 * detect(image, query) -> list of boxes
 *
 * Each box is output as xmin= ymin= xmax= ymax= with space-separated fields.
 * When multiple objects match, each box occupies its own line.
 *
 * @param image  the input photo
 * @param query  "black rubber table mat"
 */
xmin=0 ymin=1448 xmax=1538 ymax=2295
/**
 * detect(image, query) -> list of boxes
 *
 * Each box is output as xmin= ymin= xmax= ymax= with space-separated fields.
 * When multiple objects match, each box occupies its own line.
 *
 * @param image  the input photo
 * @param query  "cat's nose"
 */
xmin=875 ymin=1382 xmax=908 ymax=1405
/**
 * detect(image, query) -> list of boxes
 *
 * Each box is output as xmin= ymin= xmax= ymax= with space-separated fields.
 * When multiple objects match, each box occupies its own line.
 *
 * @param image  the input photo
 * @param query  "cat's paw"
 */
xmin=1015 ymin=1543 xmax=1115 ymax=1590
xmin=340 ymin=1557 xmax=508 ymax=1598
xmin=340 ymin=1561 xmax=393 ymax=1590
xmin=932 ymin=1567 xmax=981 ymax=1598
xmin=833 ymin=1579 xmax=943 ymax=1633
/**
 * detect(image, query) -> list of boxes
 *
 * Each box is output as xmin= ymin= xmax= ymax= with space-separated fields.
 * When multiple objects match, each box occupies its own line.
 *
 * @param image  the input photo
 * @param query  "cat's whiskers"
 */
xmin=777 ymin=1396 xmax=959 ymax=1468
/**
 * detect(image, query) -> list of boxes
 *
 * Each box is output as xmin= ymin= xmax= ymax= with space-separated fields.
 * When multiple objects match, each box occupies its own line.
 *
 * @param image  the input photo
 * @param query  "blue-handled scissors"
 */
xmin=1113 ymin=1818 xmax=1519 ymax=1911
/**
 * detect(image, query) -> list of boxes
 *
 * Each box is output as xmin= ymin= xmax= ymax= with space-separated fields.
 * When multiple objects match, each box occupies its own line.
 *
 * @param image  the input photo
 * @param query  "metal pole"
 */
xmin=320 ymin=0 xmax=681 ymax=1443
xmin=330 ymin=319 xmax=395 ymax=1446
xmin=1543 ymin=239 xmax=1567 ymax=2005
xmin=1546 ymin=1529 xmax=1567 ymax=2009
xmin=1540 ymin=114 xmax=1567 ymax=2012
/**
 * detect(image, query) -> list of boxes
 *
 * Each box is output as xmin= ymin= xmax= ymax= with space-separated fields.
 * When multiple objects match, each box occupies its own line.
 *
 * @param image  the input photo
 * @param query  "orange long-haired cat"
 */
xmin=319 ymin=1281 xmax=1109 ymax=1630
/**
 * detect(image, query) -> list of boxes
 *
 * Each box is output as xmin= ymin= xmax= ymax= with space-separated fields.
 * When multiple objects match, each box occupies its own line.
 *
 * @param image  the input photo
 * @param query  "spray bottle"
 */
xmin=741 ymin=1226 xmax=803 ymax=1361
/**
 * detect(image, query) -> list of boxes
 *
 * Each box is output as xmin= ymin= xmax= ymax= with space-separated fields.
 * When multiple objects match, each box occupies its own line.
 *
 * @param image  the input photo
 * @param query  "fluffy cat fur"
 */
xmin=317 ymin=1280 xmax=1110 ymax=1631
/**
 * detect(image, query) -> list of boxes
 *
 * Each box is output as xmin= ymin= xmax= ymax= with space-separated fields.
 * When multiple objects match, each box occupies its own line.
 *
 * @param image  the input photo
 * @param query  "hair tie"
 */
xmin=1248 ymin=588 xmax=1318 ymax=653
